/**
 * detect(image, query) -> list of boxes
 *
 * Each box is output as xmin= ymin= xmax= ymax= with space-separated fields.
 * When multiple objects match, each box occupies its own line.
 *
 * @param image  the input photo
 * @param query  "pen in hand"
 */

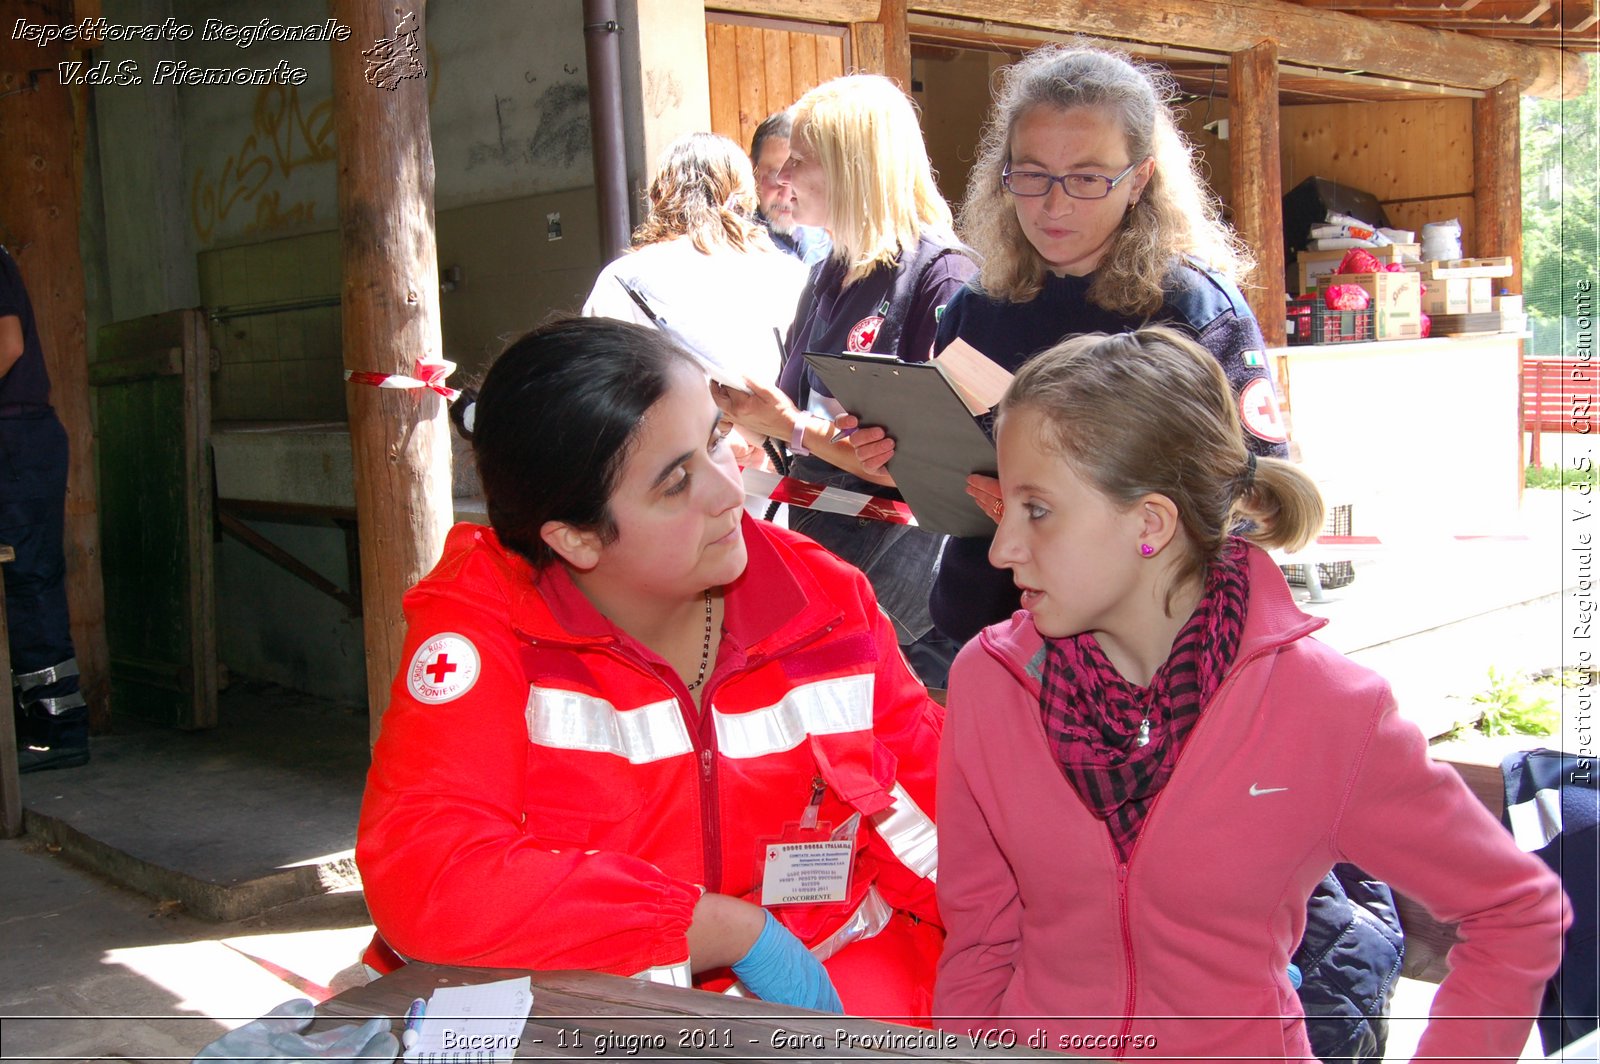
xmin=401 ymin=996 xmax=427 ymax=1051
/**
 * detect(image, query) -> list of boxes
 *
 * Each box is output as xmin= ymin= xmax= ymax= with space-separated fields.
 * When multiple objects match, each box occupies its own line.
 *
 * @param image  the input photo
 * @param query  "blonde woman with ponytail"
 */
xmin=935 ymin=327 xmax=1566 ymax=1061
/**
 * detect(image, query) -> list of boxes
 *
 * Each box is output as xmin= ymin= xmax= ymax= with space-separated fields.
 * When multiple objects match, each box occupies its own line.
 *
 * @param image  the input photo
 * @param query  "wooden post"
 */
xmin=879 ymin=0 xmax=911 ymax=90
xmin=0 ymin=0 xmax=111 ymax=730
xmin=1229 ymin=40 xmax=1287 ymax=349
xmin=849 ymin=21 xmax=886 ymax=75
xmin=1473 ymin=80 xmax=1523 ymax=296
xmin=330 ymin=0 xmax=454 ymax=743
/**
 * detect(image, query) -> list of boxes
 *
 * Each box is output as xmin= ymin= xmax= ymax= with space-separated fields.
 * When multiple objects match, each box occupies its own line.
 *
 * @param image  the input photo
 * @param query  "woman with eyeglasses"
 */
xmin=849 ymin=45 xmax=1288 ymax=646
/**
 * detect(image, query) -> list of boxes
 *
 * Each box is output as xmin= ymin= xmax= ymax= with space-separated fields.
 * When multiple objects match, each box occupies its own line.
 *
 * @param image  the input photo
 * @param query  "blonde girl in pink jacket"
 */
xmin=934 ymin=325 xmax=1567 ymax=1061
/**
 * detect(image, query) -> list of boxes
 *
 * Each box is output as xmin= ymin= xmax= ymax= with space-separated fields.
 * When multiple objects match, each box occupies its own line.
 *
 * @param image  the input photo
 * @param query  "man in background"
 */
xmin=0 ymin=244 xmax=88 ymax=772
xmin=749 ymin=110 xmax=828 ymax=266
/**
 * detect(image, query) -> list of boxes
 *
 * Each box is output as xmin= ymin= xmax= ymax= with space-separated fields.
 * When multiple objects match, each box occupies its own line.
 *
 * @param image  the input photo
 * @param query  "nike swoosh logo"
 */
xmin=1249 ymin=783 xmax=1289 ymax=796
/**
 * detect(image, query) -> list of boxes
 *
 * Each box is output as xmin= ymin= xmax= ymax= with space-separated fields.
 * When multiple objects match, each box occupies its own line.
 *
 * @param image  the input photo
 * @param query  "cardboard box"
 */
xmin=1468 ymin=278 xmax=1493 ymax=313
xmin=1296 ymin=243 xmax=1421 ymax=294
xmin=1493 ymin=294 xmax=1523 ymax=314
xmin=1318 ymin=271 xmax=1423 ymax=340
xmin=1422 ymin=276 xmax=1493 ymax=316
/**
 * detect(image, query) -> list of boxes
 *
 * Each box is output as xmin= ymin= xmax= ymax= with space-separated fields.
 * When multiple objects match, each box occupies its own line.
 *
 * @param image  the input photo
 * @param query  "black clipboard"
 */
xmin=803 ymin=351 xmax=997 ymax=538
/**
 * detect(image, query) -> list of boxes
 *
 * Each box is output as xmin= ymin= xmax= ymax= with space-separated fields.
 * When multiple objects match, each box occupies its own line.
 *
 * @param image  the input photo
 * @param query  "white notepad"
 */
xmin=403 ymin=976 xmax=533 ymax=1064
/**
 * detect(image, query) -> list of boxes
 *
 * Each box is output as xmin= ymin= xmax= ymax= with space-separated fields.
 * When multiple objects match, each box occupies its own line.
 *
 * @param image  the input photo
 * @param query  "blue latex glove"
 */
xmin=1287 ymin=962 xmax=1304 ymax=990
xmin=194 ymin=998 xmax=399 ymax=1062
xmin=730 ymin=910 xmax=843 ymax=1013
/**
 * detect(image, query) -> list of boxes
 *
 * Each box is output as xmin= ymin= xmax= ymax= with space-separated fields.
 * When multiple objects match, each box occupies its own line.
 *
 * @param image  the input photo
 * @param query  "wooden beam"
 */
xmin=0 ymin=0 xmax=111 ymax=731
xmin=908 ymin=0 xmax=1588 ymax=98
xmin=1472 ymin=80 xmax=1523 ymax=295
xmin=329 ymin=0 xmax=454 ymax=742
xmin=880 ymin=0 xmax=913 ymax=88
xmin=709 ymin=0 xmax=878 ymax=21
xmin=1230 ymin=40 xmax=1288 ymax=348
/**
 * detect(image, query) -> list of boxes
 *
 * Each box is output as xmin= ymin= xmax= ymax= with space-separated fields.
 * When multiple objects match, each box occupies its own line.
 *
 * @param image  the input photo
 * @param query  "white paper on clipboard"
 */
xmin=804 ymin=351 xmax=998 ymax=538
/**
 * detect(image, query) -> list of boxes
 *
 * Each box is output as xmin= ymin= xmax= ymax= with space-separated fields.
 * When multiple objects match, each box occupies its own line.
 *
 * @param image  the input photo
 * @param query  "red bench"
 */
xmin=1522 ymin=357 xmax=1597 ymax=468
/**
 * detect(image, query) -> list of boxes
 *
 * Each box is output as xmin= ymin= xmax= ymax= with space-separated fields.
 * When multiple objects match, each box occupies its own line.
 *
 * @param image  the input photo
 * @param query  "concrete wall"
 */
xmin=81 ymin=0 xmax=624 ymax=706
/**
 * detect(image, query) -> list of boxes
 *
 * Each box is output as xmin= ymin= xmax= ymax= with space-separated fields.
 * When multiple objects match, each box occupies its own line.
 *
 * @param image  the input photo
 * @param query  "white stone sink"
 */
xmin=210 ymin=421 xmax=486 ymax=523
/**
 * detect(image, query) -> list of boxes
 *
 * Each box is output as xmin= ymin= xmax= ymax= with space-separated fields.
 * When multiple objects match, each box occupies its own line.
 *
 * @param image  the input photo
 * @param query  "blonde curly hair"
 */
xmin=962 ymin=45 xmax=1252 ymax=314
xmin=791 ymin=75 xmax=954 ymax=285
xmin=630 ymin=133 xmax=774 ymax=255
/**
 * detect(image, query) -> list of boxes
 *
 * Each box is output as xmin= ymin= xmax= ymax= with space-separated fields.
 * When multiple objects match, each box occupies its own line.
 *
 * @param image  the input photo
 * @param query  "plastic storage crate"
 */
xmin=1280 ymin=503 xmax=1356 ymax=590
xmin=1286 ymin=301 xmax=1374 ymax=346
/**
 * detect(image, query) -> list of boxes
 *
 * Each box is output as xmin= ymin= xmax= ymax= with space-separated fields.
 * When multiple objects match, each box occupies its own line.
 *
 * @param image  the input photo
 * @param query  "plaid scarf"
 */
xmin=1039 ymin=538 xmax=1250 ymax=862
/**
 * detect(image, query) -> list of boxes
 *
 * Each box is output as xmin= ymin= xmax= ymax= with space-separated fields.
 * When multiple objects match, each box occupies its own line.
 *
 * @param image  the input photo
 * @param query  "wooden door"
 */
xmin=90 ymin=310 xmax=217 ymax=729
xmin=706 ymin=15 xmax=849 ymax=150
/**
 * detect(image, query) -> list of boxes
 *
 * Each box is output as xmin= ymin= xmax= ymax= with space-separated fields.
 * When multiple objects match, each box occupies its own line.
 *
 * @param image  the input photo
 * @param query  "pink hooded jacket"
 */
xmin=934 ymin=546 xmax=1567 ymax=1061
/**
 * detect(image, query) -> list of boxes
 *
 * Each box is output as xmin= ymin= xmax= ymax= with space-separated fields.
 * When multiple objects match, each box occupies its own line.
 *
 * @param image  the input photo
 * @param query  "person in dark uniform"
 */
xmin=0 ymin=244 xmax=88 ymax=772
xmin=847 ymin=45 xmax=1292 ymax=646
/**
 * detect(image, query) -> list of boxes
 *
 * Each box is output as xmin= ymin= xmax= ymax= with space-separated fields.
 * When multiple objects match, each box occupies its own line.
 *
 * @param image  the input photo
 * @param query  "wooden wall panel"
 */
xmin=1280 ymin=98 xmax=1475 ymax=251
xmin=735 ymin=24 xmax=769 ymax=149
xmin=706 ymin=18 xmax=848 ymax=147
xmin=763 ymin=28 xmax=794 ymax=106
xmin=790 ymin=31 xmax=820 ymax=94
xmin=707 ymin=22 xmax=741 ymax=139
xmin=817 ymin=33 xmax=845 ymax=81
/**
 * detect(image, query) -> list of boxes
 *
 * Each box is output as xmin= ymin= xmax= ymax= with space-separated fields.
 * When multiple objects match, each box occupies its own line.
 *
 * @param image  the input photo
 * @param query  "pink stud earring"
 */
xmin=1139 ymin=543 xmax=1156 ymax=557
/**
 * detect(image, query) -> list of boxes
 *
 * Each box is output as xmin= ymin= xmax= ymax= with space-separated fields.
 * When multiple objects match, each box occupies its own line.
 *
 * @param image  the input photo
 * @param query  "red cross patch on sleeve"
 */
xmin=406 ymin=633 xmax=481 ymax=704
xmin=1239 ymin=376 xmax=1288 ymax=444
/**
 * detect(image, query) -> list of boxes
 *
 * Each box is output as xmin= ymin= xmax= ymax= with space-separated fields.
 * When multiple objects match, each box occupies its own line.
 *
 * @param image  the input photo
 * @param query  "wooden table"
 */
xmin=0 ymin=543 xmax=20 ymax=837
xmin=316 ymin=963 xmax=1097 ymax=1061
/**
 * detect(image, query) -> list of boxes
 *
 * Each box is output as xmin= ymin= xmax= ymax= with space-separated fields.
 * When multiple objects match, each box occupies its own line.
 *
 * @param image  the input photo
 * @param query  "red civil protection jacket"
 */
xmin=357 ymin=517 xmax=943 ymax=1011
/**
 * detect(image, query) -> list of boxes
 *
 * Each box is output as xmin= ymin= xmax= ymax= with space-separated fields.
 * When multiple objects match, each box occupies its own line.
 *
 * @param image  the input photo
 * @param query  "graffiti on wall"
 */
xmin=466 ymin=81 xmax=588 ymax=171
xmin=190 ymin=84 xmax=335 ymax=243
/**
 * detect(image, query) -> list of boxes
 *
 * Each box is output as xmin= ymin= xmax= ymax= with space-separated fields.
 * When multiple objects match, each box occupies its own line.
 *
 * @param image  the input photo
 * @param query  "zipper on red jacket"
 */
xmin=1101 ymin=647 xmax=1276 ymax=1055
xmin=692 ymin=621 xmax=838 ymax=895
xmin=1116 ymin=861 xmax=1136 ymax=1055
xmin=535 ymin=618 xmax=843 ymax=899
xmin=699 ymin=746 xmax=722 ymax=893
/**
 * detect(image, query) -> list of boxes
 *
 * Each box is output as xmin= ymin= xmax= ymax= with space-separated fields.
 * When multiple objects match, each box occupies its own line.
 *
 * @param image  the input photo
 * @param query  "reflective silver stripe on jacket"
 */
xmin=26 ymin=690 xmax=87 ymax=716
xmin=525 ymin=689 xmax=693 ymax=764
xmin=870 ymin=782 xmax=938 ymax=882
xmin=724 ymin=885 xmax=893 ymax=997
xmin=524 ymin=674 xmax=874 ymax=764
xmin=14 ymin=656 xmax=78 ymax=692
xmin=807 ymin=883 xmax=893 ymax=962
xmin=712 ymin=674 xmax=874 ymax=760
xmin=633 ymin=960 xmax=692 ymax=987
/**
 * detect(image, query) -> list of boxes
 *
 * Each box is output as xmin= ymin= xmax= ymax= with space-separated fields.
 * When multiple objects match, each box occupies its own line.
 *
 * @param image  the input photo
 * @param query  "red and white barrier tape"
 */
xmin=344 ymin=357 xmax=460 ymax=401
xmin=741 ymin=467 xmax=917 ymax=526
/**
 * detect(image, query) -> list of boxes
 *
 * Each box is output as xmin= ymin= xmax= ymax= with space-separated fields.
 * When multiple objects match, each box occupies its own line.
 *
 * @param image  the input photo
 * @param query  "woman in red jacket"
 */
xmin=935 ymin=326 xmax=1567 ymax=1059
xmin=357 ymin=317 xmax=944 ymax=1020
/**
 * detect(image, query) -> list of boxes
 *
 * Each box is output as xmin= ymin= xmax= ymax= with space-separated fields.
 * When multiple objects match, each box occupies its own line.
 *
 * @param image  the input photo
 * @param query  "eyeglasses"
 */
xmin=1001 ymin=159 xmax=1145 ymax=200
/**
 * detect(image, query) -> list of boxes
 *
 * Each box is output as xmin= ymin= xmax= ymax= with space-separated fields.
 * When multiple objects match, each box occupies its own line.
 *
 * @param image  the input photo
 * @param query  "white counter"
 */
xmin=1271 ymin=332 xmax=1524 ymax=535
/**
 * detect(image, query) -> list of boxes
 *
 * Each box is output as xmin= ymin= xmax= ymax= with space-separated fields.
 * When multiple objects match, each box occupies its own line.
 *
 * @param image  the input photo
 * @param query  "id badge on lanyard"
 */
xmin=757 ymin=776 xmax=859 ymax=906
